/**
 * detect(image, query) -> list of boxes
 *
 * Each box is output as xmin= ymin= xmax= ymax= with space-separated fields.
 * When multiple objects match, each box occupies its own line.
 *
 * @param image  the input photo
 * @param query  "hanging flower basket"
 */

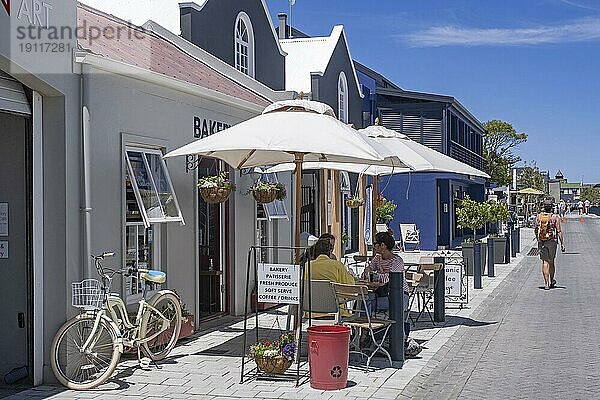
xmin=253 ymin=187 xmax=278 ymax=204
xmin=200 ymin=187 xmax=232 ymax=204
xmin=246 ymin=180 xmax=287 ymax=204
xmin=345 ymin=197 xmax=364 ymax=208
xmin=254 ymin=355 xmax=293 ymax=374
xmin=198 ymin=172 xmax=236 ymax=204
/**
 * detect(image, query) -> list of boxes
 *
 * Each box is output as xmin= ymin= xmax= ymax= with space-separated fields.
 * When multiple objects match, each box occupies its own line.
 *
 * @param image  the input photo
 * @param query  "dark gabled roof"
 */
xmin=376 ymin=87 xmax=486 ymax=132
xmin=353 ymin=61 xmax=402 ymax=91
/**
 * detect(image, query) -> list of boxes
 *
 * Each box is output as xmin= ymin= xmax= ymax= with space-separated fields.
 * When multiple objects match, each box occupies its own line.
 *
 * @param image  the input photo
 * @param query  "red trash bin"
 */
xmin=307 ymin=325 xmax=351 ymax=390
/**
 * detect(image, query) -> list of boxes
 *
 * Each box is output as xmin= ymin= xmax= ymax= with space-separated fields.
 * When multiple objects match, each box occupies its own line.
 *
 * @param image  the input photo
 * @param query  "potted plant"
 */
xmin=248 ymin=332 xmax=296 ymax=374
xmin=457 ymin=196 xmax=487 ymax=276
xmin=246 ymin=180 xmax=287 ymax=204
xmin=179 ymin=303 xmax=195 ymax=339
xmin=198 ymin=172 xmax=236 ymax=204
xmin=376 ymin=194 xmax=397 ymax=226
xmin=345 ymin=195 xmax=364 ymax=208
xmin=487 ymin=202 xmax=509 ymax=264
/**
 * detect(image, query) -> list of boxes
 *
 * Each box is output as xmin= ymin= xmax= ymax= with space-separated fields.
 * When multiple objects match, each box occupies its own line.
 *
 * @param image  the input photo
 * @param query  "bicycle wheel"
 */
xmin=140 ymin=292 xmax=182 ymax=360
xmin=50 ymin=314 xmax=121 ymax=390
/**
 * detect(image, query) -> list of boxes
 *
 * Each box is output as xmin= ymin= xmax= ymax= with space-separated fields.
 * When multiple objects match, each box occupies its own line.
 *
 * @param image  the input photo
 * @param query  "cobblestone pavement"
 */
xmin=2 ymin=227 xmax=542 ymax=400
xmin=400 ymin=214 xmax=600 ymax=399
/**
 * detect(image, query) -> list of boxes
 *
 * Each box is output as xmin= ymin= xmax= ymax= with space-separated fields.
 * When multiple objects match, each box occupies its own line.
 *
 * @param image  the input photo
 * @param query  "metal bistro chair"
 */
xmin=302 ymin=280 xmax=339 ymax=326
xmin=408 ymin=258 xmax=443 ymax=325
xmin=331 ymin=283 xmax=395 ymax=370
xmin=399 ymin=223 xmax=421 ymax=252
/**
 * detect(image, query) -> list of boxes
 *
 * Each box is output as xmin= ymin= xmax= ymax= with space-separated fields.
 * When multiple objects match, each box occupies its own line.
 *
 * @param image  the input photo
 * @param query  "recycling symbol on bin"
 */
xmin=330 ymin=365 xmax=343 ymax=378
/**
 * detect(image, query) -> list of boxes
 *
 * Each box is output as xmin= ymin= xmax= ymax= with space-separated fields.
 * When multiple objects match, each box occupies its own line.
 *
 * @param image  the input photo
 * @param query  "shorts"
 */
xmin=538 ymin=240 xmax=557 ymax=261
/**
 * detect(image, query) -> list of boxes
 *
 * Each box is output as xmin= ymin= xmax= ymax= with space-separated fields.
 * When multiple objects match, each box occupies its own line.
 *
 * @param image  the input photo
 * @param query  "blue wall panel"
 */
xmin=379 ymin=174 xmax=438 ymax=251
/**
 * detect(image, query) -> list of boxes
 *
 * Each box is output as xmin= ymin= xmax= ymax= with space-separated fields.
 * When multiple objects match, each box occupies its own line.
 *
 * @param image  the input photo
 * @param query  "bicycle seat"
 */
xmin=140 ymin=270 xmax=166 ymax=284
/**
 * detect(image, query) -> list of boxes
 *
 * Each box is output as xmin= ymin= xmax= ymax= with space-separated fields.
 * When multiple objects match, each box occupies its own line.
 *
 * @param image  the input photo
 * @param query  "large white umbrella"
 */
xmin=164 ymin=100 xmax=407 ymax=248
xmin=262 ymin=124 xmax=489 ymax=178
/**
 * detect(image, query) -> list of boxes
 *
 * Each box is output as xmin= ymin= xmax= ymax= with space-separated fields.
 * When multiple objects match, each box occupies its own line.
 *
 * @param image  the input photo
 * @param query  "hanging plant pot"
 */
xmin=345 ymin=197 xmax=364 ymax=208
xmin=253 ymin=188 xmax=278 ymax=204
xmin=200 ymin=187 xmax=232 ymax=204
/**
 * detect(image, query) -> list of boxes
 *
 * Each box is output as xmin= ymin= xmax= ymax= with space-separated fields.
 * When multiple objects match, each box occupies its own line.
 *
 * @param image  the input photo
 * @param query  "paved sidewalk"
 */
xmin=4 ymin=231 xmax=534 ymax=400
xmin=398 ymin=214 xmax=600 ymax=399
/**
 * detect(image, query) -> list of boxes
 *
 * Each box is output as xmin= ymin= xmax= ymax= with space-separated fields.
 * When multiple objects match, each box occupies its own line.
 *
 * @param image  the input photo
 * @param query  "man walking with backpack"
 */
xmin=535 ymin=201 xmax=565 ymax=290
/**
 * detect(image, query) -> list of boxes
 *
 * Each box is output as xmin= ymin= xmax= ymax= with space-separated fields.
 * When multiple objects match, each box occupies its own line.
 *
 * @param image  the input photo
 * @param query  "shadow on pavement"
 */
xmin=411 ymin=316 xmax=497 ymax=331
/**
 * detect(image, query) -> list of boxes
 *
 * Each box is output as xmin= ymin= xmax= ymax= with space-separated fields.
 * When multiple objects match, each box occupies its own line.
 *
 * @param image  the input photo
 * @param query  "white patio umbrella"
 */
xmin=259 ymin=123 xmax=490 ymax=244
xmin=164 ymin=100 xmax=407 ymax=249
xmin=262 ymin=124 xmax=489 ymax=178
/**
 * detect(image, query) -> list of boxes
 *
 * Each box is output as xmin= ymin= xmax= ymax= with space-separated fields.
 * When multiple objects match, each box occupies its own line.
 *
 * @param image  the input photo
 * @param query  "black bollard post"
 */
xmin=433 ymin=257 xmax=445 ymax=322
xmin=487 ymin=238 xmax=495 ymax=277
xmin=389 ymin=271 xmax=404 ymax=363
xmin=473 ymin=242 xmax=482 ymax=289
xmin=505 ymin=231 xmax=511 ymax=263
xmin=515 ymin=227 xmax=521 ymax=254
xmin=511 ymin=227 xmax=517 ymax=258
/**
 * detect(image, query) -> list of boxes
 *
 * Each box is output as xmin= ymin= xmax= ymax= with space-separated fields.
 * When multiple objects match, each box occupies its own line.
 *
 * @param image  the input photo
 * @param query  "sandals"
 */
xmin=550 ymin=279 xmax=557 ymax=288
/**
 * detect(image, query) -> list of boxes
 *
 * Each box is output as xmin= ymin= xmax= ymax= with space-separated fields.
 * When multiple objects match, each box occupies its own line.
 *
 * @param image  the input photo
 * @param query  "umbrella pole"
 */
xmin=372 ymin=175 xmax=379 ymax=248
xmin=293 ymin=153 xmax=304 ymax=330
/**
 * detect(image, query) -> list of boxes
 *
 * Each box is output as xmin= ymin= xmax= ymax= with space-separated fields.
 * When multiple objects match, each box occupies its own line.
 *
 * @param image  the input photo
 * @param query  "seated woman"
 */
xmin=362 ymin=232 xmax=421 ymax=356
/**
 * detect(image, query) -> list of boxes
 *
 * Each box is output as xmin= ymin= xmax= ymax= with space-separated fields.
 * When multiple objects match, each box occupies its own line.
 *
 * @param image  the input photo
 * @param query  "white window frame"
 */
xmin=125 ymin=147 xmax=184 ymax=228
xmin=338 ymin=71 xmax=348 ymax=123
xmin=234 ymin=12 xmax=255 ymax=78
xmin=262 ymin=173 xmax=288 ymax=221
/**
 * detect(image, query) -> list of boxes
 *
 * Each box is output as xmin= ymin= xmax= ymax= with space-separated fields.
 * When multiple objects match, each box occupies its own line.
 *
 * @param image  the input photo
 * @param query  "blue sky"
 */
xmin=82 ymin=0 xmax=599 ymax=182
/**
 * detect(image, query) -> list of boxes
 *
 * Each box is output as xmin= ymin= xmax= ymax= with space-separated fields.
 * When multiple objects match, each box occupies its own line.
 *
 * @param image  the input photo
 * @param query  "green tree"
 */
xmin=518 ymin=164 xmax=545 ymax=191
xmin=581 ymin=187 xmax=600 ymax=204
xmin=483 ymin=120 xmax=527 ymax=185
xmin=456 ymin=196 xmax=486 ymax=242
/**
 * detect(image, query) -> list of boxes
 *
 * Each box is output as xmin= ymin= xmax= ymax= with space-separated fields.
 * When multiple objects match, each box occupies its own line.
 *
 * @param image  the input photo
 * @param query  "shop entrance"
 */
xmin=0 ymin=110 xmax=32 ymax=386
xmin=198 ymin=159 xmax=227 ymax=320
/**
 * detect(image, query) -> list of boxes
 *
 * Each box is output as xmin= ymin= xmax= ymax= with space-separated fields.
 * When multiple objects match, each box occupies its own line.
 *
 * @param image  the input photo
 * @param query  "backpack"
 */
xmin=537 ymin=214 xmax=556 ymax=241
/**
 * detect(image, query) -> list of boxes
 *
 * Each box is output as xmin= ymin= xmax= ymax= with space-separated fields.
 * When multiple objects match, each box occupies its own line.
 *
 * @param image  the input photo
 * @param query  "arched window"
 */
xmin=338 ymin=72 xmax=348 ymax=123
xmin=234 ymin=12 xmax=255 ymax=77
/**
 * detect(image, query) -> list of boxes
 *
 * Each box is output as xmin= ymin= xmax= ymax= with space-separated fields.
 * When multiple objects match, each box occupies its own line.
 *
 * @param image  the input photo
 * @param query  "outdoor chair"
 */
xmin=301 ymin=279 xmax=339 ymax=326
xmin=331 ymin=282 xmax=395 ymax=370
xmin=399 ymin=223 xmax=420 ymax=252
xmin=408 ymin=258 xmax=443 ymax=325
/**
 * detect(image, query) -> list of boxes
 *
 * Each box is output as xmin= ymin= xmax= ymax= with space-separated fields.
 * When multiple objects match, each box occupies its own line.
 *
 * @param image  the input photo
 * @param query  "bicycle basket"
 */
xmin=71 ymin=279 xmax=105 ymax=311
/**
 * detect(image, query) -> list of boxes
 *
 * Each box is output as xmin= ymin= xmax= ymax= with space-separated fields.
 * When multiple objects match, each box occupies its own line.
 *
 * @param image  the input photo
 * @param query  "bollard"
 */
xmin=511 ymin=228 xmax=517 ymax=258
xmin=433 ymin=257 xmax=445 ymax=322
xmin=473 ymin=242 xmax=482 ymax=289
xmin=487 ymin=238 xmax=495 ymax=277
xmin=505 ymin=231 xmax=511 ymax=262
xmin=515 ymin=227 xmax=521 ymax=254
xmin=389 ymin=271 xmax=404 ymax=363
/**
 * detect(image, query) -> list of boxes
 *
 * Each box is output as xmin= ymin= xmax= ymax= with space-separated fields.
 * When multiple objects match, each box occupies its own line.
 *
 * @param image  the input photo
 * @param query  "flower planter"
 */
xmin=345 ymin=198 xmax=364 ymax=208
xmin=252 ymin=188 xmax=277 ymax=204
xmin=461 ymin=242 xmax=487 ymax=276
xmin=200 ymin=187 xmax=232 ymax=204
xmin=492 ymin=236 xmax=507 ymax=264
xmin=255 ymin=356 xmax=292 ymax=374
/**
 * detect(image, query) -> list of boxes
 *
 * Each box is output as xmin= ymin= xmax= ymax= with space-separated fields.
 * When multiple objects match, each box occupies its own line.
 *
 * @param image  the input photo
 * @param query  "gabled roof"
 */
xmin=77 ymin=4 xmax=271 ymax=108
xmin=377 ymin=87 xmax=486 ymax=133
xmin=179 ymin=1 xmax=286 ymax=57
xmin=280 ymin=25 xmax=362 ymax=97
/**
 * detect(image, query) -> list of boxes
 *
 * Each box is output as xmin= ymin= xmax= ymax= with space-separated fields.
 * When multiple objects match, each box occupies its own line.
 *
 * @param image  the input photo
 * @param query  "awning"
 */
xmin=0 ymin=71 xmax=31 ymax=116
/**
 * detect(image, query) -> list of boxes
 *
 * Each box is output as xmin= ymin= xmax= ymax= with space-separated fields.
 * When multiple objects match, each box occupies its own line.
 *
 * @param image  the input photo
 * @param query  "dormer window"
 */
xmin=338 ymin=72 xmax=348 ymax=123
xmin=235 ymin=12 xmax=255 ymax=77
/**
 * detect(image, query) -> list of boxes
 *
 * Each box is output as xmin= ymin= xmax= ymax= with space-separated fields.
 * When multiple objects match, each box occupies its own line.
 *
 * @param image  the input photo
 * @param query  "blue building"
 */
xmin=355 ymin=62 xmax=488 ymax=250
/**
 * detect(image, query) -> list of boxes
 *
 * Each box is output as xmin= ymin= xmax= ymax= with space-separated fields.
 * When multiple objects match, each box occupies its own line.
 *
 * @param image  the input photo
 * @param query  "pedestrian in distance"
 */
xmin=578 ymin=200 xmax=584 ymax=215
xmin=584 ymin=199 xmax=591 ymax=215
xmin=534 ymin=201 xmax=565 ymax=290
xmin=558 ymin=200 xmax=566 ymax=222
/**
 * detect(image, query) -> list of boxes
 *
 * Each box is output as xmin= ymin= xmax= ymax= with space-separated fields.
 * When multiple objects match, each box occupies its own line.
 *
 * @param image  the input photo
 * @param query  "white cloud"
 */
xmin=402 ymin=17 xmax=600 ymax=47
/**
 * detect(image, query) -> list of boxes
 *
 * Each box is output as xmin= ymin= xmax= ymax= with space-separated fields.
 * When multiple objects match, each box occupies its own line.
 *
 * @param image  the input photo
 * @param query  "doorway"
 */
xmin=0 ymin=110 xmax=32 ymax=387
xmin=197 ymin=159 xmax=227 ymax=320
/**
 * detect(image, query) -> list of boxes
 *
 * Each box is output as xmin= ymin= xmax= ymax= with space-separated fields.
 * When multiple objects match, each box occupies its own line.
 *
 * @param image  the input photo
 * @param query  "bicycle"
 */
xmin=50 ymin=252 xmax=183 ymax=390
